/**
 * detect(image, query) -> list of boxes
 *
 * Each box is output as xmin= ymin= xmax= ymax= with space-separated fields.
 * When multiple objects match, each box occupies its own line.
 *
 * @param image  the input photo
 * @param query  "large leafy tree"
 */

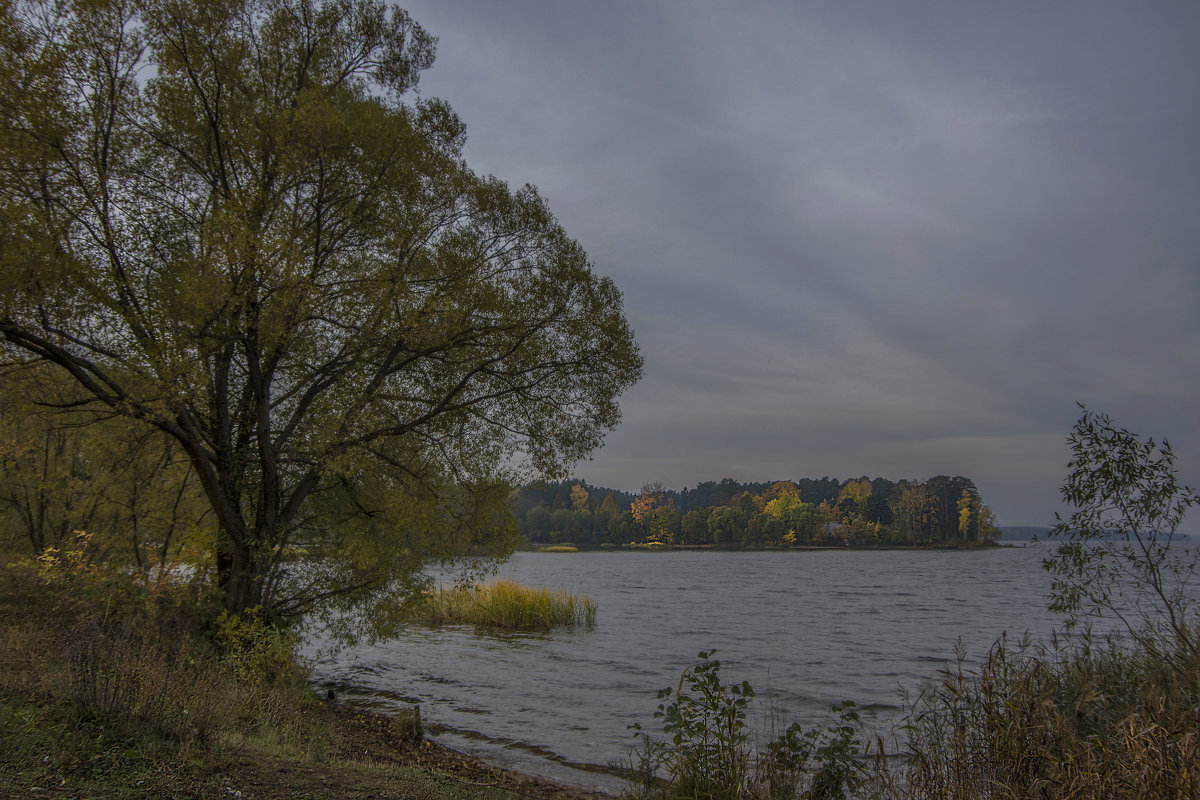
xmin=0 ymin=0 xmax=642 ymax=629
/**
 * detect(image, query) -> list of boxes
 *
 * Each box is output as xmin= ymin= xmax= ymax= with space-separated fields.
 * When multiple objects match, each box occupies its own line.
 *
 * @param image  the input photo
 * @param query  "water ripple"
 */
xmin=304 ymin=548 xmax=1094 ymax=791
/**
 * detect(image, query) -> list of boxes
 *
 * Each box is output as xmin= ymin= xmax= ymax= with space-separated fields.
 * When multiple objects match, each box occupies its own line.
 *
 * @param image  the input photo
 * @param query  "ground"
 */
xmin=0 ymin=689 xmax=608 ymax=800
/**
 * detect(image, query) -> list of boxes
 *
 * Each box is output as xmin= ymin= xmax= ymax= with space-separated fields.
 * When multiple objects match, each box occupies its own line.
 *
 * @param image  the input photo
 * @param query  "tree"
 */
xmin=892 ymin=482 xmax=935 ymax=542
xmin=569 ymin=483 xmax=590 ymax=512
xmin=925 ymin=476 xmax=977 ymax=541
xmin=956 ymin=488 xmax=981 ymax=541
xmin=707 ymin=505 xmax=739 ymax=547
xmin=631 ymin=482 xmax=672 ymax=542
xmin=1044 ymin=407 xmax=1198 ymax=666
xmin=680 ymin=507 xmax=709 ymax=545
xmin=976 ymin=504 xmax=1000 ymax=541
xmin=598 ymin=491 xmax=622 ymax=517
xmin=0 ymin=0 xmax=642 ymax=630
xmin=763 ymin=493 xmax=816 ymax=542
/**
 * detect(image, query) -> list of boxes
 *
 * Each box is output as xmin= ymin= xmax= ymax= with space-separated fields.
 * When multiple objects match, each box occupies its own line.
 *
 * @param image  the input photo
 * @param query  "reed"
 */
xmin=864 ymin=630 xmax=1200 ymax=799
xmin=416 ymin=579 xmax=597 ymax=630
xmin=538 ymin=545 xmax=579 ymax=553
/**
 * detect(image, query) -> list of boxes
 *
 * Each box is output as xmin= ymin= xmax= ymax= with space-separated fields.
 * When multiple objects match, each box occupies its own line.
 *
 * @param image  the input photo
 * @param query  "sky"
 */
xmin=398 ymin=0 xmax=1200 ymax=527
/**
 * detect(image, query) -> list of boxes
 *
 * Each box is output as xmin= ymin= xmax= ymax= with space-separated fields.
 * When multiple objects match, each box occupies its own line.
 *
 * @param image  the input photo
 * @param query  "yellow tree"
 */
xmin=957 ymin=489 xmax=982 ymax=541
xmin=838 ymin=478 xmax=872 ymax=517
xmin=893 ymin=483 xmax=935 ymax=542
xmin=765 ymin=480 xmax=801 ymax=502
xmin=570 ymin=484 xmax=590 ymax=512
xmin=631 ymin=482 xmax=673 ymax=543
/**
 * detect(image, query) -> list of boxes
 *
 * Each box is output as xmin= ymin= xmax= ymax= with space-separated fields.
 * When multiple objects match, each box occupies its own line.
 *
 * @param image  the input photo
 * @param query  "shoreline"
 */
xmin=325 ymin=698 xmax=614 ymax=799
xmin=323 ymin=686 xmax=627 ymax=796
xmin=517 ymin=539 xmax=1023 ymax=553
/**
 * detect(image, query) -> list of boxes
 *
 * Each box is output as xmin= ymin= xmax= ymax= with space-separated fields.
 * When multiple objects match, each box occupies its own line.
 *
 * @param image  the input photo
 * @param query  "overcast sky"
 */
xmin=399 ymin=0 xmax=1199 ymax=526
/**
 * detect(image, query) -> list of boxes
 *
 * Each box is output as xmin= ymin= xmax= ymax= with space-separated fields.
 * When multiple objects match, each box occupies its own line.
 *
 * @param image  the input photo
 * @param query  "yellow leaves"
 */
xmin=838 ymin=478 xmax=872 ymax=503
xmin=765 ymin=480 xmax=800 ymax=501
xmin=569 ymin=483 xmax=589 ymax=511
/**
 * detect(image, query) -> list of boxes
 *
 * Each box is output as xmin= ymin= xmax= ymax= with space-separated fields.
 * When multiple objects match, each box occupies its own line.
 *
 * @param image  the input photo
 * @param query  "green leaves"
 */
xmin=627 ymin=652 xmax=866 ymax=800
xmin=1044 ymin=406 xmax=1199 ymax=665
xmin=0 ymin=0 xmax=642 ymax=627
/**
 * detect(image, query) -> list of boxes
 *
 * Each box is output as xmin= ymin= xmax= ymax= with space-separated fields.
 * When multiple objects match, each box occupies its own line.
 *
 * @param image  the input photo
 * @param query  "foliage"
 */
xmin=625 ymin=652 xmax=866 ymax=800
xmin=415 ymin=578 xmax=596 ymax=630
xmin=0 ymin=544 xmax=299 ymax=751
xmin=633 ymin=482 xmax=677 ymax=544
xmin=1043 ymin=407 xmax=1199 ymax=665
xmin=0 ymin=363 xmax=211 ymax=570
xmin=0 ymin=0 xmax=642 ymax=628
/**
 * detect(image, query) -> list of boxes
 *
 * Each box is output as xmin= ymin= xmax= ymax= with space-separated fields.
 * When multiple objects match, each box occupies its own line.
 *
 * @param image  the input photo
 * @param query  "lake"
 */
xmin=301 ymin=545 xmax=1098 ymax=792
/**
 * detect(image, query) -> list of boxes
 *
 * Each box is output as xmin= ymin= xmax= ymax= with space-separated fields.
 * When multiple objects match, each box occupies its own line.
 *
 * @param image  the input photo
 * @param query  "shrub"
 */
xmin=625 ymin=651 xmax=865 ymax=800
xmin=1043 ymin=407 xmax=1199 ymax=667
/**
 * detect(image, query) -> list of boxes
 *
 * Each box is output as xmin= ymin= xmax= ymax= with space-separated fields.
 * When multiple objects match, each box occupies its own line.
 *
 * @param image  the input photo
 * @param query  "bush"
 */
xmin=1043 ymin=406 xmax=1199 ymax=667
xmin=625 ymin=651 xmax=865 ymax=800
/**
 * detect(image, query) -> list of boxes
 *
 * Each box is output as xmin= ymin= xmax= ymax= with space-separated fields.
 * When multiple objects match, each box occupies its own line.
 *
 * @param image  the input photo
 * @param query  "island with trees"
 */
xmin=513 ymin=475 xmax=1002 ymax=548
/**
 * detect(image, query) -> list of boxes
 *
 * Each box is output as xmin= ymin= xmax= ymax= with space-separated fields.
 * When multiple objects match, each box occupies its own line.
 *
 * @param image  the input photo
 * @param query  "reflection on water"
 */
xmin=301 ymin=547 xmax=1089 ymax=792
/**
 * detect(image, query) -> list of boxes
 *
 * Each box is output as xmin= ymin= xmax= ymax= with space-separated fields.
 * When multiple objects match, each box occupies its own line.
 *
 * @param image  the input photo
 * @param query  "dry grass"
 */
xmin=0 ymin=550 xmax=314 ymax=754
xmin=415 ymin=578 xmax=597 ymax=630
xmin=0 ymin=548 xmax=556 ymax=800
xmin=863 ymin=632 xmax=1200 ymax=800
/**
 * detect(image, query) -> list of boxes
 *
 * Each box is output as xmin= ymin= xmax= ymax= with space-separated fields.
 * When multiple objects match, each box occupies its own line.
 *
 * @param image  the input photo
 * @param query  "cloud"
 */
xmin=403 ymin=0 xmax=1200 ymax=525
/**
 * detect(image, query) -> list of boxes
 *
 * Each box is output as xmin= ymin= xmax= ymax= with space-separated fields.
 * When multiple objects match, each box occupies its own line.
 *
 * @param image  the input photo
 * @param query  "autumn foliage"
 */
xmin=515 ymin=476 xmax=1000 ymax=548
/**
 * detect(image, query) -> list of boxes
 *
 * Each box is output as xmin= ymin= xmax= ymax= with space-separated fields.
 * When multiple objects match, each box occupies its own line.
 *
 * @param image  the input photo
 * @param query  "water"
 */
xmin=302 ymin=545 xmax=1090 ymax=792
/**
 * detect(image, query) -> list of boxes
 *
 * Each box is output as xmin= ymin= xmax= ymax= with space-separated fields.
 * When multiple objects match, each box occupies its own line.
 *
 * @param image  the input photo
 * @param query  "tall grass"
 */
xmin=865 ymin=631 xmax=1200 ymax=800
xmin=415 ymin=579 xmax=597 ymax=630
xmin=0 ymin=546 xmax=318 ymax=758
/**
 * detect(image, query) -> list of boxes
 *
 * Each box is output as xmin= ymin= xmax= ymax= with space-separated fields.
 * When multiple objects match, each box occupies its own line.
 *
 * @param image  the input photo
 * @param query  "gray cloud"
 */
xmin=402 ymin=0 xmax=1200 ymax=525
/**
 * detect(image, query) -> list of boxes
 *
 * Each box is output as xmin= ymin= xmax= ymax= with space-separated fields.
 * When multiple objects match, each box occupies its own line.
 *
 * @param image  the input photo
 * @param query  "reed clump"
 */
xmin=865 ymin=631 xmax=1200 ymax=800
xmin=416 ymin=579 xmax=597 ymax=630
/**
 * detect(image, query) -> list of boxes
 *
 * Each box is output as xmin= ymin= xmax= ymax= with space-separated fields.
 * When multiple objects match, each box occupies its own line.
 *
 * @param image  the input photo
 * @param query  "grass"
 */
xmin=415 ymin=578 xmax=597 ymax=630
xmin=0 ymin=549 xmax=582 ymax=800
xmin=864 ymin=631 xmax=1200 ymax=799
xmin=539 ymin=545 xmax=580 ymax=553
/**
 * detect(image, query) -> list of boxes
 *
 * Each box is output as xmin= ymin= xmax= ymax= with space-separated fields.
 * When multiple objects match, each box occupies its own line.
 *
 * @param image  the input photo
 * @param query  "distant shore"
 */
xmin=517 ymin=539 xmax=1018 ymax=553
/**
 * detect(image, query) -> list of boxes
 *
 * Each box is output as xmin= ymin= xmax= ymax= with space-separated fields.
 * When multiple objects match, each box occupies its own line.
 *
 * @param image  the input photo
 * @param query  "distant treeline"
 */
xmin=513 ymin=476 xmax=1001 ymax=548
